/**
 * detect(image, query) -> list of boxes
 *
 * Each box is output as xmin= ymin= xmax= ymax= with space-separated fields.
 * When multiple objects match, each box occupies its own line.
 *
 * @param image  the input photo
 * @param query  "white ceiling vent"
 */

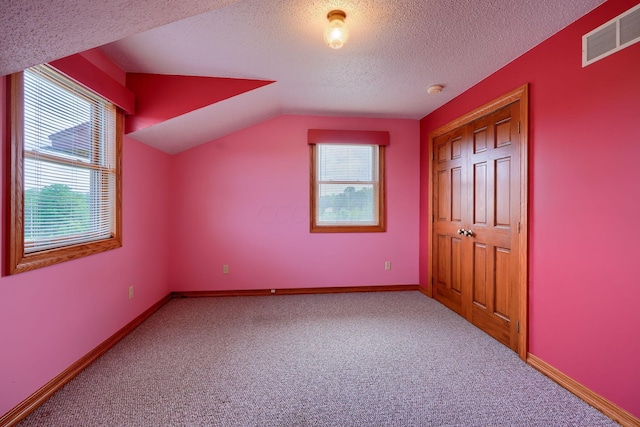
xmin=583 ymin=3 xmax=640 ymax=67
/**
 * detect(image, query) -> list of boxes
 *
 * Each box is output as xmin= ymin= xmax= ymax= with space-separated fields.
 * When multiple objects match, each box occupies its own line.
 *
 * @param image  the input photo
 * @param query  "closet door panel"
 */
xmin=433 ymin=129 xmax=466 ymax=315
xmin=468 ymin=102 xmax=521 ymax=351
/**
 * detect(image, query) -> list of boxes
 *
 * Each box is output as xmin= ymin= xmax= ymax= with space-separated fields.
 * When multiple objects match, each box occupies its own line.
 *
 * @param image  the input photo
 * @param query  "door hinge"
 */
xmin=516 ymin=321 xmax=520 ymax=333
xmin=517 ymin=222 xmax=521 ymax=233
xmin=517 ymin=122 xmax=521 ymax=134
xmin=431 ymin=152 xmax=434 ymax=160
xmin=431 ymin=214 xmax=435 ymax=223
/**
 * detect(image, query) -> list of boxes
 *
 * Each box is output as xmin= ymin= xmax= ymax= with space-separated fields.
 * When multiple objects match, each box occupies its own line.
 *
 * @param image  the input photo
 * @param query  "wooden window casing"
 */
xmin=6 ymin=66 xmax=122 ymax=275
xmin=309 ymin=130 xmax=388 ymax=233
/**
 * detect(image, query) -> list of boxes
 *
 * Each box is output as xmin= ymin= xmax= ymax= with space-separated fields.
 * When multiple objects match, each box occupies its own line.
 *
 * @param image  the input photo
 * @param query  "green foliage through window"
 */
xmin=318 ymin=186 xmax=374 ymax=222
xmin=24 ymin=184 xmax=91 ymax=241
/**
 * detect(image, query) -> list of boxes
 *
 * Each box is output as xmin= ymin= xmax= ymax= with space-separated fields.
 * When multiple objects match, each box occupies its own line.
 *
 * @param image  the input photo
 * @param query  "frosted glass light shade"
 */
xmin=324 ymin=10 xmax=349 ymax=49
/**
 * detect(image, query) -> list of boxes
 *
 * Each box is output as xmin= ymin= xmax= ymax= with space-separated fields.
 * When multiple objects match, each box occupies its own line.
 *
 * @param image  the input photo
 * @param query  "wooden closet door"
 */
xmin=432 ymin=101 xmax=522 ymax=353
xmin=432 ymin=127 xmax=467 ymax=317
xmin=467 ymin=102 xmax=521 ymax=351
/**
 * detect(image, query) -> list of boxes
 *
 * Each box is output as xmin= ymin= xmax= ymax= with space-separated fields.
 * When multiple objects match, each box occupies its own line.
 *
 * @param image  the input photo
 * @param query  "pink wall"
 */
xmin=0 ymin=83 xmax=172 ymax=416
xmin=169 ymin=115 xmax=420 ymax=291
xmin=420 ymin=0 xmax=640 ymax=417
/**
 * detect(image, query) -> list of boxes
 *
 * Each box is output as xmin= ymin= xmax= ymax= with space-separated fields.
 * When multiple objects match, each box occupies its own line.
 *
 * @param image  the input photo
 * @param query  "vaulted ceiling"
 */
xmin=2 ymin=0 xmax=606 ymax=153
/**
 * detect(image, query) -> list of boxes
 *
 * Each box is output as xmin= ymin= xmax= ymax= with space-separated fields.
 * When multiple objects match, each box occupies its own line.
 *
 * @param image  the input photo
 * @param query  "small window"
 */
xmin=7 ymin=65 xmax=122 ymax=274
xmin=309 ymin=130 xmax=387 ymax=233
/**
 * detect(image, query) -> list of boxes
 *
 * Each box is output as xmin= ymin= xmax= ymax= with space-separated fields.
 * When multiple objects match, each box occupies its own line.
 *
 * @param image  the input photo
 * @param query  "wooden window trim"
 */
xmin=6 ymin=71 xmax=123 ymax=276
xmin=309 ymin=144 xmax=386 ymax=233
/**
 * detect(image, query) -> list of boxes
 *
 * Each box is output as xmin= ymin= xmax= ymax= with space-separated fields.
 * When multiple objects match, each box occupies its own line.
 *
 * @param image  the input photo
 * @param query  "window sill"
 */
xmin=310 ymin=224 xmax=386 ymax=233
xmin=7 ymin=237 xmax=122 ymax=276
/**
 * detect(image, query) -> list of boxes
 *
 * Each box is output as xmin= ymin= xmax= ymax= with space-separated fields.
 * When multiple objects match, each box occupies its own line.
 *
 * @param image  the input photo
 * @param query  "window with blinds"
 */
xmin=316 ymin=144 xmax=379 ymax=225
xmin=310 ymin=141 xmax=386 ymax=233
xmin=8 ymin=64 xmax=122 ymax=274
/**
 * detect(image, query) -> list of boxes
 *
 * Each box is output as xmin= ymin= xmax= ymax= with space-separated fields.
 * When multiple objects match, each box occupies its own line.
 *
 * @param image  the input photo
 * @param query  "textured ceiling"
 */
xmin=3 ymin=0 xmax=606 ymax=153
xmin=101 ymin=0 xmax=605 ymax=152
xmin=0 ymin=0 xmax=240 ymax=76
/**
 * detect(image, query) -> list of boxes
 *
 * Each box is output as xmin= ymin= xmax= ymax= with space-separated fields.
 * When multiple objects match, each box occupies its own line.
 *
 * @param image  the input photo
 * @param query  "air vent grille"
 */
xmin=620 ymin=7 xmax=640 ymax=45
xmin=583 ymin=3 xmax=640 ymax=67
xmin=586 ymin=23 xmax=616 ymax=61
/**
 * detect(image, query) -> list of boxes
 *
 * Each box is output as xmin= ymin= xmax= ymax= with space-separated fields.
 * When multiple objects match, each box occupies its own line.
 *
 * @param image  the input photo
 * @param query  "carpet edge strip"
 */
xmin=0 ymin=294 xmax=172 ymax=427
xmin=527 ymin=353 xmax=639 ymax=427
xmin=171 ymin=284 xmax=419 ymax=298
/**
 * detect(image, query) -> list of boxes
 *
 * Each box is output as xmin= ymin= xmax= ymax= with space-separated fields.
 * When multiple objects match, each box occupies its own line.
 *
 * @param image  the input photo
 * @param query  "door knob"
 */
xmin=463 ymin=229 xmax=474 ymax=237
xmin=457 ymin=229 xmax=465 ymax=235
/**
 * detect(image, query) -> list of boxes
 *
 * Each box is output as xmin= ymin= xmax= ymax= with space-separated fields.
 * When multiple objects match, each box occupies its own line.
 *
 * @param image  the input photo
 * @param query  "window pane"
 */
xmin=9 ymin=65 xmax=122 ymax=274
xmin=25 ymin=158 xmax=91 ymax=192
xmin=311 ymin=141 xmax=385 ymax=231
xmin=24 ymin=158 xmax=107 ymax=251
xmin=21 ymin=66 xmax=116 ymax=254
xmin=318 ymin=144 xmax=375 ymax=182
xmin=24 ymin=69 xmax=93 ymax=162
xmin=317 ymin=184 xmax=376 ymax=224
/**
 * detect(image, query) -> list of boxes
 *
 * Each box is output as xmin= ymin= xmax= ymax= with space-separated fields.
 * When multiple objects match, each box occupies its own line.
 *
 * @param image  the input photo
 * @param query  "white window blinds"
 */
xmin=22 ymin=65 xmax=117 ymax=253
xmin=316 ymin=144 xmax=379 ymax=225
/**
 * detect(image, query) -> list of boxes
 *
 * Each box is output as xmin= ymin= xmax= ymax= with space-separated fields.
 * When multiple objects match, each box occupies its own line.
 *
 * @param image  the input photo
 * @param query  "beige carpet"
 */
xmin=19 ymin=292 xmax=618 ymax=426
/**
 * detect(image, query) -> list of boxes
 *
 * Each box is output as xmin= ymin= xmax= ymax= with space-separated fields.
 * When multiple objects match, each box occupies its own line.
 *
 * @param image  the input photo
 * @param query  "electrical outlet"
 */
xmin=128 ymin=285 xmax=134 ymax=300
xmin=222 ymin=264 xmax=229 ymax=274
xmin=385 ymin=261 xmax=391 ymax=271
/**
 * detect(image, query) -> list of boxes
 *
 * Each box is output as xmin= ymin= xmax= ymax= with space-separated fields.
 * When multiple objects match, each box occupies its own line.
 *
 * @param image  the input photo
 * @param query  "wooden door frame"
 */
xmin=427 ymin=84 xmax=529 ymax=360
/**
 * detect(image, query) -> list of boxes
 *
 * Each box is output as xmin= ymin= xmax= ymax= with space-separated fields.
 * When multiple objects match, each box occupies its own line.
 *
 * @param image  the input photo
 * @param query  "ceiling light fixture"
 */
xmin=427 ymin=84 xmax=444 ymax=95
xmin=324 ymin=10 xmax=349 ymax=49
